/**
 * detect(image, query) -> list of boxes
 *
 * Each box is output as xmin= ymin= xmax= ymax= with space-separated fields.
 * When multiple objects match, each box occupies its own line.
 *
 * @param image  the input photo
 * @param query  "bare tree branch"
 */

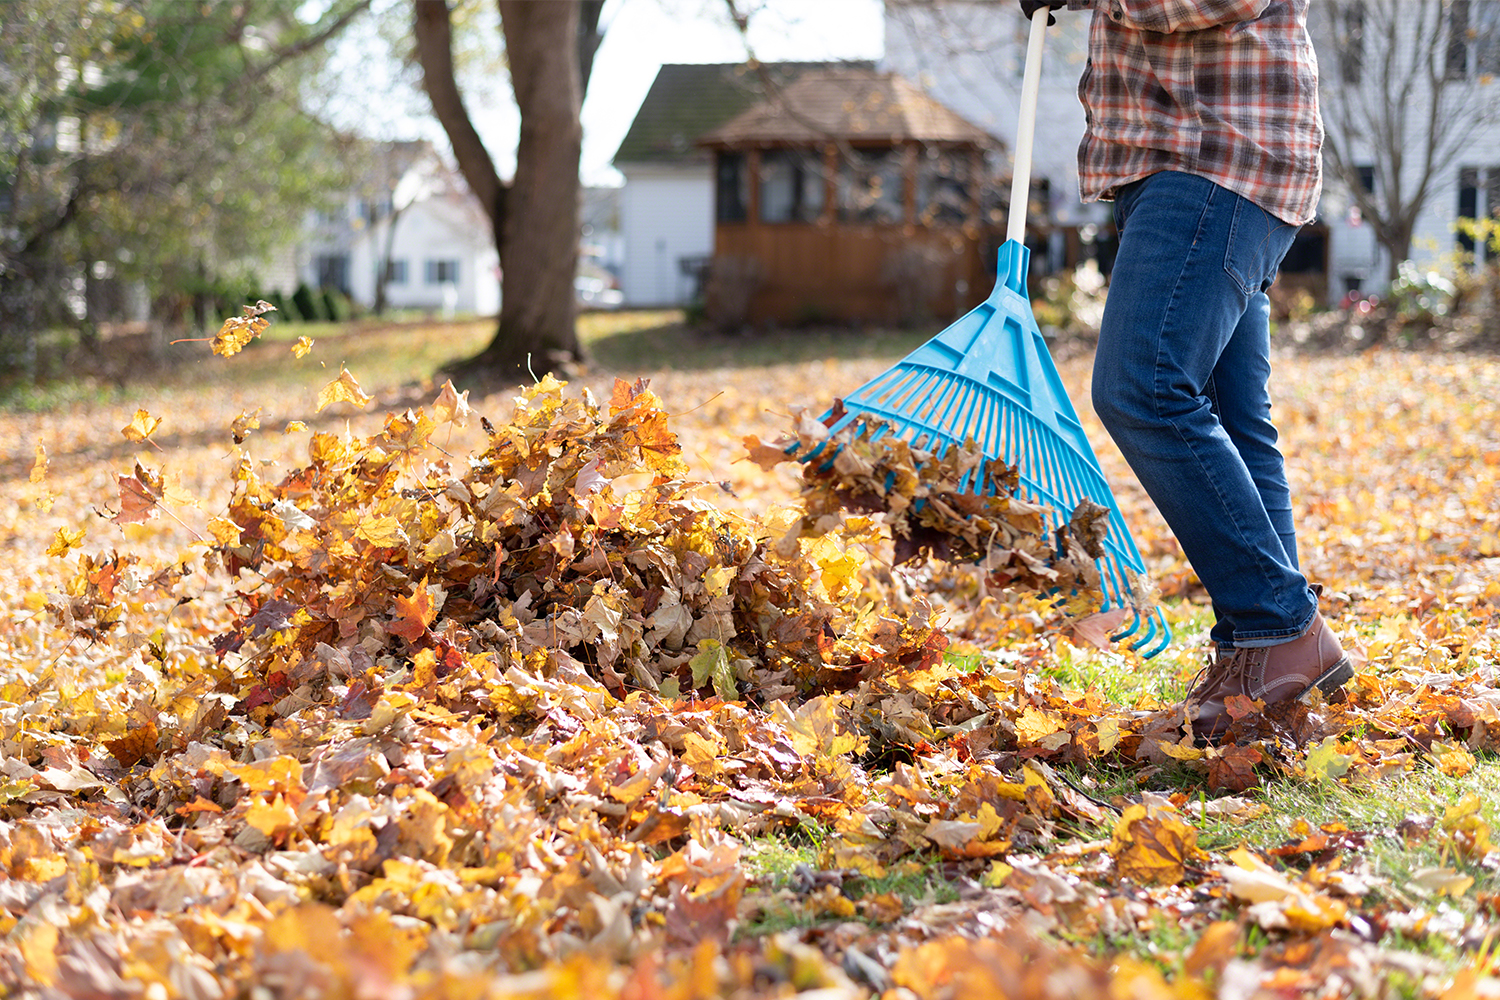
xmin=411 ymin=0 xmax=504 ymax=219
xmin=1319 ymin=0 xmax=1500 ymax=279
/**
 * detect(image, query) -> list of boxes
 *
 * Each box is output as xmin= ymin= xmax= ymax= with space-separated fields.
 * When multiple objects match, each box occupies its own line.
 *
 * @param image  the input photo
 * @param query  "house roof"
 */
xmin=698 ymin=67 xmax=996 ymax=147
xmin=612 ymin=61 xmax=874 ymax=166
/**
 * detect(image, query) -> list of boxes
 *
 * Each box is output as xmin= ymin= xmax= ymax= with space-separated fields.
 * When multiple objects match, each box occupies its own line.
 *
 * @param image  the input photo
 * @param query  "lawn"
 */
xmin=0 ymin=310 xmax=1497 ymax=998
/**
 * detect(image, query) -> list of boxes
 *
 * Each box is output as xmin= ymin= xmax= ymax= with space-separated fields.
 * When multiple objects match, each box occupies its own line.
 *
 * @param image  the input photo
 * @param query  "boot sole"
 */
xmin=1298 ymin=655 xmax=1355 ymax=703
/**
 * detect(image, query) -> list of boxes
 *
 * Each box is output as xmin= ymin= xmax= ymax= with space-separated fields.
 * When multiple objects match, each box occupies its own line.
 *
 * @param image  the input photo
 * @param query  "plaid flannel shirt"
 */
xmin=1059 ymin=0 xmax=1323 ymax=226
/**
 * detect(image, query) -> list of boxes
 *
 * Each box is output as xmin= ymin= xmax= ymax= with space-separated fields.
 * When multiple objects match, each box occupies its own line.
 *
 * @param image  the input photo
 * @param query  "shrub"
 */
xmin=321 ymin=287 xmax=352 ymax=323
xmin=291 ymin=283 xmax=324 ymax=323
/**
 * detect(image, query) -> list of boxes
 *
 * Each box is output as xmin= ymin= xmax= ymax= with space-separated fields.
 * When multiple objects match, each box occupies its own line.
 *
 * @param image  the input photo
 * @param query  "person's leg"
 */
xmin=1090 ymin=171 xmax=1313 ymax=646
xmin=1204 ymin=290 xmax=1299 ymax=647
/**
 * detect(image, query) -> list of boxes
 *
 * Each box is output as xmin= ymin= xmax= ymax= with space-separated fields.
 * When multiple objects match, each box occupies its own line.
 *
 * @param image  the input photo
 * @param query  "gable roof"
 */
xmin=612 ymin=61 xmax=874 ymax=166
xmin=698 ymin=66 xmax=996 ymax=147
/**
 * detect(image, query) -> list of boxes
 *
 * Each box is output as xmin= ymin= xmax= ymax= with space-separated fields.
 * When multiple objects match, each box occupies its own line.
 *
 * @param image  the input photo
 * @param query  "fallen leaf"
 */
xmin=1110 ymin=801 xmax=1203 ymax=886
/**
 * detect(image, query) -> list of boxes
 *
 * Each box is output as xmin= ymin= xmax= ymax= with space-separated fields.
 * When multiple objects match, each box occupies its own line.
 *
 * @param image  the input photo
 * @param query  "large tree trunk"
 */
xmin=412 ymin=0 xmax=593 ymax=386
xmin=473 ymin=0 xmax=584 ymax=381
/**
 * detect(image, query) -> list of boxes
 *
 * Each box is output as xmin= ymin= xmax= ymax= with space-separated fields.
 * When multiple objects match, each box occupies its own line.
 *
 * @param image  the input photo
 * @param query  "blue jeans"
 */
xmin=1091 ymin=171 xmax=1315 ymax=649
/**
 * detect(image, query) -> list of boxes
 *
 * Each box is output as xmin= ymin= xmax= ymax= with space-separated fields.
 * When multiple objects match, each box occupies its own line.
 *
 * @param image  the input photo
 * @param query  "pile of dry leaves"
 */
xmin=1 ymin=314 xmax=1498 ymax=997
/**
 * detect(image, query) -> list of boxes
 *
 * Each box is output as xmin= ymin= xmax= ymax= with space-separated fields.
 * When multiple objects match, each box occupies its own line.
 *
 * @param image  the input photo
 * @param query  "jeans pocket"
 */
xmin=1223 ymin=197 xmax=1299 ymax=297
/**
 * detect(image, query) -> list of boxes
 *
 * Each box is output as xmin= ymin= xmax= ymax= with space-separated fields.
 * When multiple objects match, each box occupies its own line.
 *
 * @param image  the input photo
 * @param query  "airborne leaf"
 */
xmin=317 ymin=366 xmax=374 ymax=412
xmin=211 ymin=300 xmax=275 ymax=357
xmin=121 ymin=408 xmax=162 ymax=442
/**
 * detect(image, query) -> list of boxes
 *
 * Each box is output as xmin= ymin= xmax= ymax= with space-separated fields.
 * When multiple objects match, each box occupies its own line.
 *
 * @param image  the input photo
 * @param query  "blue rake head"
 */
xmin=790 ymin=240 xmax=1170 ymax=658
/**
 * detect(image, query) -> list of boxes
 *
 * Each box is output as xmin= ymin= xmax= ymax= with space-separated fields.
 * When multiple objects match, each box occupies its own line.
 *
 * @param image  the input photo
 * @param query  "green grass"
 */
xmin=739 ymin=826 xmax=965 ymax=939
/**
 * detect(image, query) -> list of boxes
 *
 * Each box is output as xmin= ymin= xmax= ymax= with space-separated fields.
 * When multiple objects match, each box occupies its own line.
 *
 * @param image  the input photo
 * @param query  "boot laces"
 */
xmin=1188 ymin=646 xmax=1252 ymax=704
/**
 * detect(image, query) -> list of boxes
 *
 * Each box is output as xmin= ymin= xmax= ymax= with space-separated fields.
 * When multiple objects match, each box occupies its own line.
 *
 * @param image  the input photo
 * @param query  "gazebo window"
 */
xmin=837 ymin=147 xmax=904 ymax=224
xmin=916 ymin=147 xmax=973 ymax=227
xmin=759 ymin=149 xmax=825 ymax=223
xmin=716 ymin=152 xmax=748 ymax=223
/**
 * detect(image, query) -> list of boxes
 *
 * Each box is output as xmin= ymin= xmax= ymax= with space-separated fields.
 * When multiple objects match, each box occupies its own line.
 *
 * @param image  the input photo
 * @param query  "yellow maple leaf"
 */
xmin=219 ymin=755 xmax=305 ymax=795
xmin=29 ymin=443 xmax=55 ymax=512
xmin=210 ymin=303 xmax=273 ymax=357
xmin=207 ymin=516 xmax=242 ymax=545
xmin=17 ymin=923 xmax=59 ymax=987
xmin=1303 ymin=735 xmax=1354 ymax=782
xmin=121 ymin=408 xmax=161 ymax=442
xmin=433 ymin=379 xmax=471 ymax=426
xmin=1014 ymin=706 xmax=1066 ymax=745
xmin=230 ymin=408 xmax=261 ymax=443
xmin=316 ymin=366 xmax=373 ymax=412
xmin=291 ymin=336 xmax=314 ymax=358
xmin=46 ymin=527 xmax=86 ymax=558
xmin=681 ymin=732 xmax=723 ymax=777
xmin=29 ymin=443 xmax=47 ymax=484
xmin=1110 ymin=801 xmax=1203 ymax=886
xmin=356 ymin=515 xmax=406 ymax=548
xmin=246 ymin=793 xmax=299 ymax=838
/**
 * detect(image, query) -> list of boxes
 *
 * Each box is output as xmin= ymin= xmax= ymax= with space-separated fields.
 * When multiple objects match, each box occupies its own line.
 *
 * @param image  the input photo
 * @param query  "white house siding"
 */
xmin=1307 ymin=3 xmax=1500 ymax=295
xmin=301 ymin=190 xmax=499 ymax=316
xmin=618 ymin=164 xmax=715 ymax=307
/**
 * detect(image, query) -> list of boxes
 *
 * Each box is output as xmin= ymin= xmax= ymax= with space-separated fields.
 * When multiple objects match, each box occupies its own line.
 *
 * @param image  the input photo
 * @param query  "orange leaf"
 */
xmin=389 ymin=584 xmax=438 ymax=642
xmin=175 ymin=796 xmax=224 ymax=815
xmin=1183 ymin=920 xmax=1241 ymax=978
xmin=1225 ymin=693 xmax=1260 ymax=720
xmin=1207 ymin=743 xmax=1263 ymax=793
xmin=103 ymin=718 xmax=159 ymax=768
xmin=1064 ymin=608 xmax=1131 ymax=651
xmin=741 ymin=434 xmax=794 ymax=471
xmin=112 ymin=472 xmax=159 ymax=524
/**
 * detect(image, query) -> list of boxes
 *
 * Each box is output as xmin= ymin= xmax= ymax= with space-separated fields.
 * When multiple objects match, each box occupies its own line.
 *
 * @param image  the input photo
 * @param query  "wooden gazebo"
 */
xmin=697 ymin=66 xmax=1005 ymax=327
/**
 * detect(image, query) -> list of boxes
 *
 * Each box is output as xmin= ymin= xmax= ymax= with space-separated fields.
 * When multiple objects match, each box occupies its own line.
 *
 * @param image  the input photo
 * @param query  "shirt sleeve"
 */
xmin=1096 ymin=1 xmax=1272 ymax=32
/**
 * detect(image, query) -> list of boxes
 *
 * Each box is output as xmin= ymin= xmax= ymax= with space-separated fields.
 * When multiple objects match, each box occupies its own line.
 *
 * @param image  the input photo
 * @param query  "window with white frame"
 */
xmin=1447 ymin=0 xmax=1500 ymax=78
xmin=425 ymin=259 xmax=460 ymax=284
xmin=1457 ymin=165 xmax=1500 ymax=260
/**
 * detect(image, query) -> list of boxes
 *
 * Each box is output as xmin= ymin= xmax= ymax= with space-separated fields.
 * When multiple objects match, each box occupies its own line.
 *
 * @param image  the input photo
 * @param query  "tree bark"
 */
xmin=411 ymin=0 xmax=503 ymax=220
xmin=463 ymin=0 xmax=584 ymax=381
xmin=413 ymin=0 xmax=602 ymax=386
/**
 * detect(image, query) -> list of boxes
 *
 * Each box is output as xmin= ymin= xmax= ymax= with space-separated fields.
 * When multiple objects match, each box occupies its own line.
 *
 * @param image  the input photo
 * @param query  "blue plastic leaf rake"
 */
xmin=789 ymin=13 xmax=1170 ymax=657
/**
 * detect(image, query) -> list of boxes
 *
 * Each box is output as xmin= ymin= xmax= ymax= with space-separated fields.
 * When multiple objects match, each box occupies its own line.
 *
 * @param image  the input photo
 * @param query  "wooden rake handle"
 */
xmin=1006 ymin=10 xmax=1049 ymax=246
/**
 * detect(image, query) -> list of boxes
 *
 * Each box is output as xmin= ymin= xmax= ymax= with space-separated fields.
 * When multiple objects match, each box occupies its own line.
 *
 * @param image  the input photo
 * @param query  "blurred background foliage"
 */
xmin=0 ymin=0 xmax=370 ymax=377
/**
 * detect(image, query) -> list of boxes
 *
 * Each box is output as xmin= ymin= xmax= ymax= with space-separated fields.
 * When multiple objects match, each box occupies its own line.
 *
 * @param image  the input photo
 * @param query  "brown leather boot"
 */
xmin=1186 ymin=611 xmax=1353 ymax=742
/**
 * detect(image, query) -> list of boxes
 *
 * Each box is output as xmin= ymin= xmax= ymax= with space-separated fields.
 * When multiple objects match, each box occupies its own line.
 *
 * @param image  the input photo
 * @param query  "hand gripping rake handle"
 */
xmin=1007 ymin=10 xmax=1049 ymax=246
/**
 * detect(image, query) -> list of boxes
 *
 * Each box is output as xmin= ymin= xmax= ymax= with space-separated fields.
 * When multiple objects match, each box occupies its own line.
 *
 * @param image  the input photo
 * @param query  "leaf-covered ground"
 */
xmin=1 ymin=317 xmax=1498 ymax=999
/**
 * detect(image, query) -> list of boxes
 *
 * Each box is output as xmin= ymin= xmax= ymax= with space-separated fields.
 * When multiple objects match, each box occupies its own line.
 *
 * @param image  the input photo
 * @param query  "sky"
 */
xmin=318 ymin=0 xmax=886 ymax=187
